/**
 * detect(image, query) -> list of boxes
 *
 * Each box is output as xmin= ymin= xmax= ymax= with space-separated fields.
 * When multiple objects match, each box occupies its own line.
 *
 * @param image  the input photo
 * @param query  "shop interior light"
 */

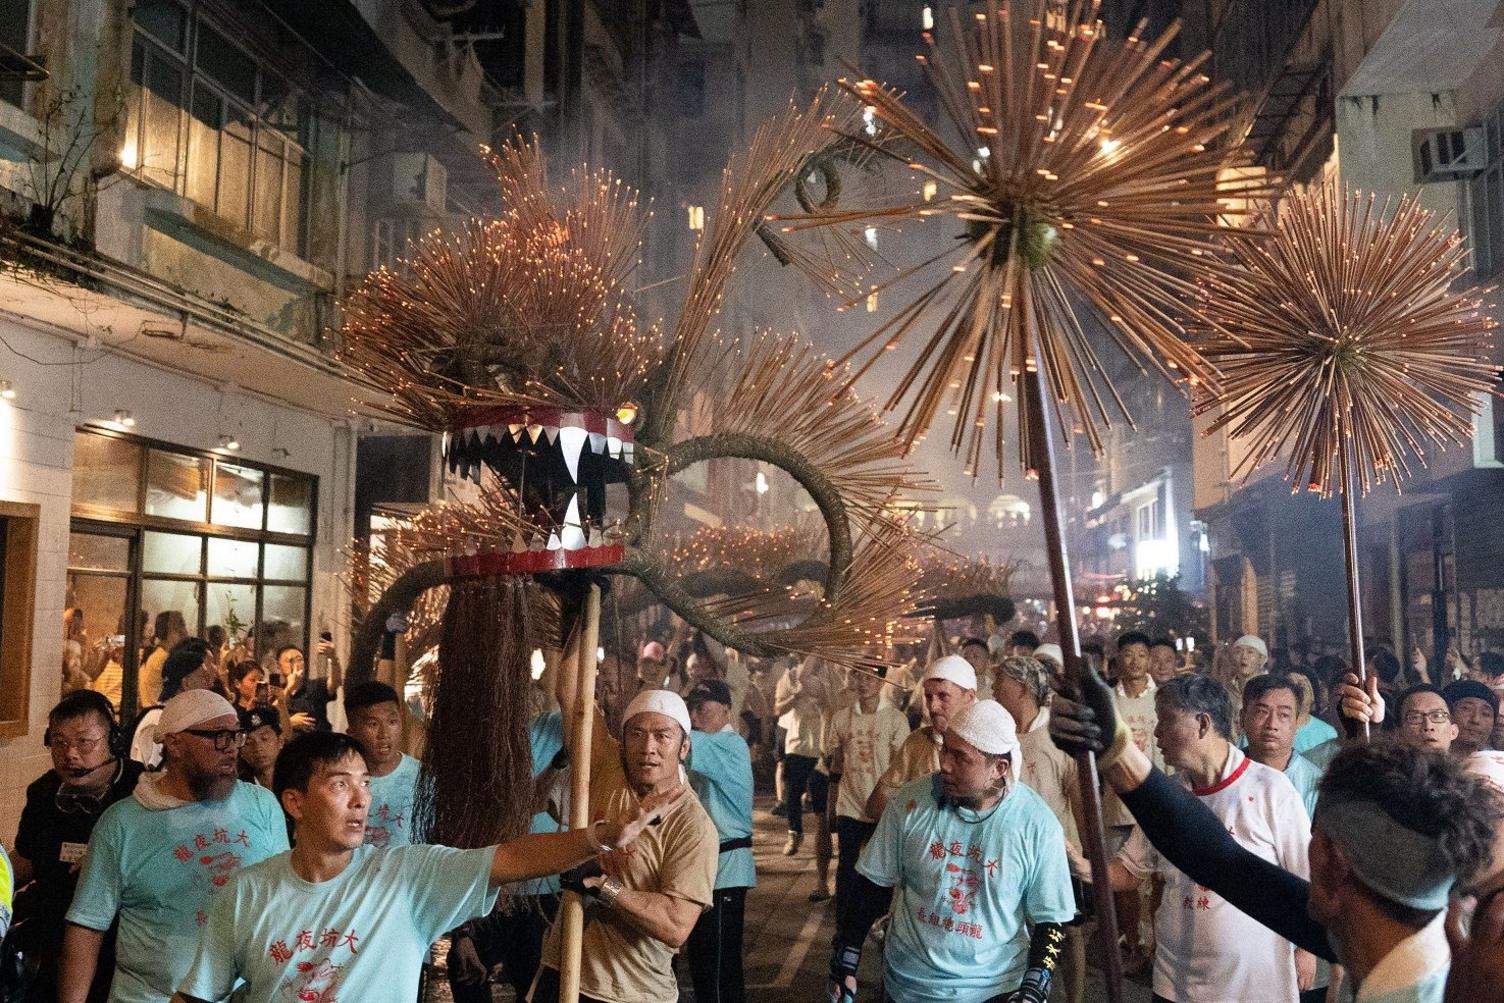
xmin=113 ymin=409 xmax=136 ymax=427
xmin=0 ymin=380 xmax=15 ymax=400
xmin=218 ymin=433 xmax=241 ymax=451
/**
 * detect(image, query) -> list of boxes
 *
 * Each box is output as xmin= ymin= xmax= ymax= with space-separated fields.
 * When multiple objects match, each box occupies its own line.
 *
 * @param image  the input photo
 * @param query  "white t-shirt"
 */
xmin=1118 ymin=746 xmax=1310 ymax=1003
xmin=824 ymin=702 xmax=911 ymax=821
xmin=776 ymin=662 xmax=844 ymax=758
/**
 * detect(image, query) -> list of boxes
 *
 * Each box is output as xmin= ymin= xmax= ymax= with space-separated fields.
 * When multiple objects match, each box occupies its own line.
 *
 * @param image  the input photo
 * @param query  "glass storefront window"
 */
xmin=268 ymin=474 xmax=312 ymax=535
xmin=69 ymin=429 xmax=317 ymax=717
xmin=72 ymin=435 xmax=143 ymax=514
xmin=212 ymin=462 xmax=264 ymax=530
xmin=69 ymin=532 xmax=131 ymax=572
xmin=145 ymin=450 xmax=210 ymax=522
xmin=207 ymin=537 xmax=260 ymax=578
xmin=143 ymin=530 xmax=202 ymax=575
xmin=263 ymin=542 xmax=306 ymax=582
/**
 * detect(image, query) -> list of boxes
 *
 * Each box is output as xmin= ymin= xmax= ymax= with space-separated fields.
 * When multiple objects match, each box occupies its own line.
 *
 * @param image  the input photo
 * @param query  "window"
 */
xmin=69 ymin=428 xmax=317 ymax=716
xmin=1467 ymin=100 xmax=1504 ymax=279
xmin=0 ymin=501 xmax=39 ymax=738
xmin=1136 ymin=498 xmax=1160 ymax=540
xmin=0 ymin=0 xmax=32 ymax=109
xmin=121 ymin=1 xmax=312 ymax=252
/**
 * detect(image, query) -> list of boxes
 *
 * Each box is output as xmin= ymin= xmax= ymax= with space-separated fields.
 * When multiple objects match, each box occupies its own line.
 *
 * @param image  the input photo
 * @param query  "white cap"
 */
xmin=947 ymin=699 xmax=1021 ymax=776
xmin=1233 ymin=635 xmax=1268 ymax=659
xmin=1033 ymin=643 xmax=1064 ymax=668
xmin=622 ymin=688 xmax=692 ymax=737
xmin=156 ymin=689 xmax=237 ymax=738
xmin=921 ymin=654 xmax=978 ymax=692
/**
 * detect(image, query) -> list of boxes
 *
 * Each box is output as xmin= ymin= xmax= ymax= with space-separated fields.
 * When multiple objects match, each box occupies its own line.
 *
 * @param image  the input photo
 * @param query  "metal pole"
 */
xmin=1025 ymin=359 xmax=1125 ymax=1003
xmin=1337 ymin=438 xmax=1370 ymax=740
xmin=559 ymin=583 xmax=603 ymax=1003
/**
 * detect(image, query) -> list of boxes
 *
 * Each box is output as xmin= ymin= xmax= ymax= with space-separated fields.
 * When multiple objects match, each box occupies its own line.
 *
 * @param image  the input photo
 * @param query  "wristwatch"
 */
xmin=597 ymin=875 xmax=625 ymax=909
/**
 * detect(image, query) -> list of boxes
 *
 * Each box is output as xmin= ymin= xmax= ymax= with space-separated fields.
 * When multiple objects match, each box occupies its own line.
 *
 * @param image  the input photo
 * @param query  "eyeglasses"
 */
xmin=183 ymin=728 xmax=246 ymax=750
xmin=50 ymin=735 xmax=105 ymax=755
xmin=1402 ymin=710 xmax=1452 ymax=726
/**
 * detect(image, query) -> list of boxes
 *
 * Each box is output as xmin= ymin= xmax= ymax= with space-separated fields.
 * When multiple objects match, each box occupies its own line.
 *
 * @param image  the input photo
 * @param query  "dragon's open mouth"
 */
xmin=442 ymin=406 xmax=634 ymax=558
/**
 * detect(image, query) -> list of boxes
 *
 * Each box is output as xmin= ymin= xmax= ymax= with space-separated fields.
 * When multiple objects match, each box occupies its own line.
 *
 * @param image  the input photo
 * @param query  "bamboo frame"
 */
xmin=559 ymin=583 xmax=603 ymax=1003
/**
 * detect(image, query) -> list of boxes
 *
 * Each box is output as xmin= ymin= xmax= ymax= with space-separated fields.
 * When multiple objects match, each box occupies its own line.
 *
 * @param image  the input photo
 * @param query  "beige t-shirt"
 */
xmin=1017 ymin=708 xmax=1080 ymax=851
xmin=1105 ymin=679 xmax=1164 ymax=827
xmin=824 ymin=702 xmax=911 ymax=821
xmin=539 ymin=736 xmax=718 ymax=1003
xmin=873 ymin=725 xmax=943 ymax=802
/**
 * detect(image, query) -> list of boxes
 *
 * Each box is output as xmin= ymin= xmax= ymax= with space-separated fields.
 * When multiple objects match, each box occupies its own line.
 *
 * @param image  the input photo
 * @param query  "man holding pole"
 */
xmin=531 ymin=677 xmax=718 ymax=1003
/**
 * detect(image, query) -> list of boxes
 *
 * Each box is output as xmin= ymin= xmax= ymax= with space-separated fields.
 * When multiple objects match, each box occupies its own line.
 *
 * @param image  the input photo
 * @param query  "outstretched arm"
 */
xmin=1050 ymin=666 xmax=1344 ymax=961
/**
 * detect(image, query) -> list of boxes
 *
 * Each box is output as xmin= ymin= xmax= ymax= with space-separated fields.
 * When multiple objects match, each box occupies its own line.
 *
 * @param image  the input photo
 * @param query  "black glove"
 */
xmin=1048 ymin=660 xmax=1129 ymax=763
xmin=1010 ymin=968 xmax=1052 ymax=1003
xmin=827 ymin=943 xmax=861 ymax=1003
xmin=559 ymin=859 xmax=603 ymax=898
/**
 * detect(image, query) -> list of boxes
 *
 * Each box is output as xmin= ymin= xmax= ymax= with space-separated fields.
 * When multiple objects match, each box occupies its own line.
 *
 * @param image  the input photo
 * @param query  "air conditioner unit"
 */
xmin=1413 ymin=127 xmax=1486 ymax=183
xmin=388 ymin=152 xmax=447 ymax=211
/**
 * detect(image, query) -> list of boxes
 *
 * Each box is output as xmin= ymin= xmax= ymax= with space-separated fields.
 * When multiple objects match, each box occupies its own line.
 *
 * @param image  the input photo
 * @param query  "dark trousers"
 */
xmin=447 ymin=893 xmax=558 ymax=1001
xmin=834 ymin=816 xmax=877 ymax=927
xmin=529 ymin=964 xmax=608 ymax=1003
xmin=685 ymin=886 xmax=748 ymax=1003
xmin=782 ymin=754 xmax=827 ymax=834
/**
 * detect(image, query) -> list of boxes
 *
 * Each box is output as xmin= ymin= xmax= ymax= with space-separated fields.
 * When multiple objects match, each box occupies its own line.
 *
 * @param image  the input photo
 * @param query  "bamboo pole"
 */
xmin=559 ymin=583 xmax=603 ymax=1003
xmin=1337 ymin=436 xmax=1370 ymax=740
xmin=1025 ymin=358 xmax=1125 ymax=1003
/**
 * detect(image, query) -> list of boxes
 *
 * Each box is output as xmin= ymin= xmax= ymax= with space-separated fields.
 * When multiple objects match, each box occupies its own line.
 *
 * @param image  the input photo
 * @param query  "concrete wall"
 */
xmin=0 ymin=313 xmax=355 ymax=844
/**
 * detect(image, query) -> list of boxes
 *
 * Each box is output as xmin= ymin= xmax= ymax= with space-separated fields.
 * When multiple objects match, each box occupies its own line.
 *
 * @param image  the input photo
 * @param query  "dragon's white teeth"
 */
xmin=588 ymin=431 xmax=607 ymax=454
xmin=527 ymin=423 xmax=544 ymax=444
xmin=509 ymin=423 xmax=524 ymax=442
xmin=606 ymin=435 xmax=622 ymax=459
xmin=559 ymin=426 xmax=588 ymax=482
xmin=546 ymin=531 xmax=563 ymax=551
xmin=543 ymin=426 xmax=559 ymax=446
xmin=440 ymin=431 xmax=451 ymax=458
xmin=510 ymin=531 xmax=527 ymax=554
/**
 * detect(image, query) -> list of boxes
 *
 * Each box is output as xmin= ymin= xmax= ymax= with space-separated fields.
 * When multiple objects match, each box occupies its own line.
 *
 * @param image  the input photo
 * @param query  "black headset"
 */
xmin=44 ymin=689 xmax=127 ymax=759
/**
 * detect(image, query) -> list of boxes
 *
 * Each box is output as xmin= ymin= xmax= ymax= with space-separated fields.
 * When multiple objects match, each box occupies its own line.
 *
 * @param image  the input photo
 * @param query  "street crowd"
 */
xmin=5 ymin=620 xmax=1504 ymax=1003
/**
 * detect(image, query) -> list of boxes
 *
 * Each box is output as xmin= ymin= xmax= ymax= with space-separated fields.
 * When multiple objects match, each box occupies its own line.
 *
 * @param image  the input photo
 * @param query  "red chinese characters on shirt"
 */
xmin=172 ymin=829 xmax=252 ymax=891
xmin=363 ymin=804 xmax=405 ymax=847
xmin=924 ymin=838 xmax=999 ymax=933
xmin=1182 ymin=881 xmax=1215 ymax=911
xmin=266 ymin=928 xmax=360 ymax=1002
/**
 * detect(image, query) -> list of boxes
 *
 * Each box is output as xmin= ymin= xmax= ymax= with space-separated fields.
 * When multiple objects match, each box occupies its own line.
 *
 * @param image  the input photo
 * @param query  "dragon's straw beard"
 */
xmin=413 ymin=576 xmax=539 ymax=910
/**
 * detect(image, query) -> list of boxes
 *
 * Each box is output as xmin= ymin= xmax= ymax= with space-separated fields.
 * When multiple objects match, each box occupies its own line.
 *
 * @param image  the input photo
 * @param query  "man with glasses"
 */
xmin=59 ymin=689 xmax=289 ymax=1003
xmin=12 ymin=690 xmax=144 ymax=1002
xmin=1394 ymin=684 xmax=1459 ymax=755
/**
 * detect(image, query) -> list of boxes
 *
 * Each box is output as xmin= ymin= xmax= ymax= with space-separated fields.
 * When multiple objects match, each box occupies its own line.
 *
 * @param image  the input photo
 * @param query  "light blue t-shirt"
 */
xmin=690 ymin=727 xmax=757 ymax=890
xmin=1283 ymin=750 xmax=1323 ymax=819
xmin=858 ymin=775 xmax=1074 ymax=1003
xmin=364 ymin=753 xmax=421 ymax=847
xmin=525 ymin=712 xmax=566 ymax=896
xmin=1294 ymin=715 xmax=1340 ymax=754
xmin=65 ymin=780 xmax=290 ymax=1003
xmin=178 ymin=844 xmax=498 ymax=1002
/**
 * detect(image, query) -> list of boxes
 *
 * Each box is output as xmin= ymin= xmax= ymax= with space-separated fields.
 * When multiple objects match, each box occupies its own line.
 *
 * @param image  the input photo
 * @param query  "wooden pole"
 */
xmin=559 ymin=583 xmax=603 ymax=1003
xmin=1025 ymin=359 xmax=1125 ymax=1003
xmin=1337 ymin=437 xmax=1371 ymax=740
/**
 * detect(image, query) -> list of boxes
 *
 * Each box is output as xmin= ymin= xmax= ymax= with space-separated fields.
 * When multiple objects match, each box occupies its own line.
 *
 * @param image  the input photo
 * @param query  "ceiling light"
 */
xmin=113 ymin=409 xmax=136 ymax=428
xmin=218 ymin=434 xmax=241 ymax=451
xmin=0 ymin=380 xmax=14 ymax=400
